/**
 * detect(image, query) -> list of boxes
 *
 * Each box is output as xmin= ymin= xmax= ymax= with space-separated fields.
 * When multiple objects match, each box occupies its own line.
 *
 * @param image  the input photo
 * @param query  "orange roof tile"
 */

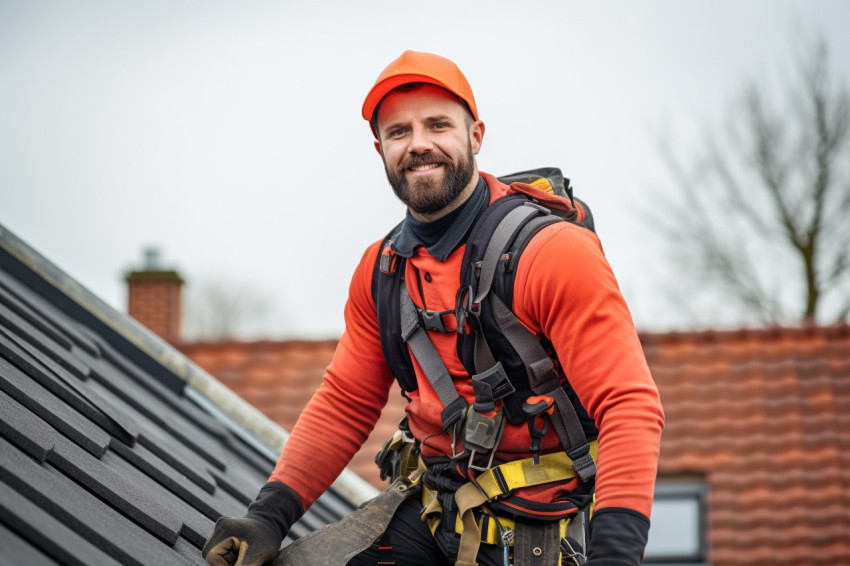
xmin=181 ymin=323 xmax=850 ymax=565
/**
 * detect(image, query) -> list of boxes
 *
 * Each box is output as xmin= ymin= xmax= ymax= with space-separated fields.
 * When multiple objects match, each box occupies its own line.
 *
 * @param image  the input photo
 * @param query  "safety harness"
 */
xmin=373 ymin=168 xmax=600 ymax=565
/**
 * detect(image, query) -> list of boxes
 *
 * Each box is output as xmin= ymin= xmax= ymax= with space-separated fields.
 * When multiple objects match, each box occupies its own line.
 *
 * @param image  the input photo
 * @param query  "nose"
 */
xmin=408 ymin=124 xmax=434 ymax=154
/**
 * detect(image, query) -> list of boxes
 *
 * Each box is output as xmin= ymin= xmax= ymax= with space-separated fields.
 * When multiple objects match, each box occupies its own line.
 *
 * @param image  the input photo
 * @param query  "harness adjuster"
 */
xmin=380 ymin=243 xmax=400 ymax=274
xmin=454 ymin=284 xmax=483 ymax=335
xmin=523 ymin=201 xmax=551 ymax=214
xmin=567 ymin=442 xmax=597 ymax=483
xmin=471 ymin=362 xmax=515 ymax=412
xmin=419 ymin=309 xmax=454 ymax=333
xmin=440 ymin=397 xmax=469 ymax=434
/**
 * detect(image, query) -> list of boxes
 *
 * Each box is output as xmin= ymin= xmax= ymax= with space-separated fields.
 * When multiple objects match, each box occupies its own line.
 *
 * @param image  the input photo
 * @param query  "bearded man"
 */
xmin=203 ymin=50 xmax=664 ymax=566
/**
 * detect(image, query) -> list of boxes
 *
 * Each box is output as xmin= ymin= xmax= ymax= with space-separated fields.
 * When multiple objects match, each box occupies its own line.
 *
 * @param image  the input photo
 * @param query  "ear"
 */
xmin=374 ymin=139 xmax=383 ymax=157
xmin=469 ymin=120 xmax=485 ymax=155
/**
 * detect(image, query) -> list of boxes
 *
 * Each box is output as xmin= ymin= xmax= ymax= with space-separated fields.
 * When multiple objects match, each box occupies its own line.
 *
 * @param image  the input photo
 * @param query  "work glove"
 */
xmin=584 ymin=508 xmax=650 ymax=566
xmin=203 ymin=481 xmax=303 ymax=566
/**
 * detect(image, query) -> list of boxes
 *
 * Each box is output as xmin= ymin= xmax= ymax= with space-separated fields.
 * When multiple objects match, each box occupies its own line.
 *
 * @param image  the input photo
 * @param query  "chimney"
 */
xmin=125 ymin=247 xmax=184 ymax=343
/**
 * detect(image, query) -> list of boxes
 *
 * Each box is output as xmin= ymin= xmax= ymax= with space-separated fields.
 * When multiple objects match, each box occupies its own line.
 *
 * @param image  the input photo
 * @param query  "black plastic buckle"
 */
xmin=440 ymin=397 xmax=469 ymax=433
xmin=454 ymin=285 xmax=472 ymax=335
xmin=471 ymin=362 xmax=516 ymax=412
xmin=419 ymin=309 xmax=453 ymax=333
xmin=454 ymin=285 xmax=484 ymax=335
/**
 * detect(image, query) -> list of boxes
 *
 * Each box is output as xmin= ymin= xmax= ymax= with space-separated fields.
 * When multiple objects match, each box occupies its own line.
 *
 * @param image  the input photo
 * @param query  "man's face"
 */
xmin=374 ymin=84 xmax=484 ymax=218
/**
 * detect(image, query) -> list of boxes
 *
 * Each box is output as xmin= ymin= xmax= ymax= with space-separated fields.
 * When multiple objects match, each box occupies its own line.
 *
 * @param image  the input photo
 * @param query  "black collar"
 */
xmin=391 ymin=176 xmax=488 ymax=261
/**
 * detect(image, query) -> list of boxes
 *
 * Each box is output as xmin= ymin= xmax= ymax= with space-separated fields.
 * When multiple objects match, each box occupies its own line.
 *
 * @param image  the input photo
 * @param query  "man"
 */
xmin=203 ymin=50 xmax=664 ymax=566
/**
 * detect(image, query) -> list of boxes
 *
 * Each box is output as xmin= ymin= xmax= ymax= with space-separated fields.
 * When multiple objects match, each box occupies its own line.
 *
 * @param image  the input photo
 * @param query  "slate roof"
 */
xmin=0 ymin=224 xmax=371 ymax=566
xmin=184 ymin=326 xmax=850 ymax=565
xmin=180 ymin=339 xmax=404 ymax=491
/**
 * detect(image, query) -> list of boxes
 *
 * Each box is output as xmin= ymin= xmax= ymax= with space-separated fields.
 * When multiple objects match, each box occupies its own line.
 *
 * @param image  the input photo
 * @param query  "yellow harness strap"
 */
xmin=474 ymin=441 xmax=599 ymax=500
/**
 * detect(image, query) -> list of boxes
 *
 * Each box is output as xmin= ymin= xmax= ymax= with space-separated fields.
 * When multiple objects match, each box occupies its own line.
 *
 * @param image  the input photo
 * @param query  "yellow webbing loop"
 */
xmin=454 ymin=482 xmax=489 ymax=566
xmin=474 ymin=441 xmax=599 ymax=500
xmin=420 ymin=486 xmax=442 ymax=535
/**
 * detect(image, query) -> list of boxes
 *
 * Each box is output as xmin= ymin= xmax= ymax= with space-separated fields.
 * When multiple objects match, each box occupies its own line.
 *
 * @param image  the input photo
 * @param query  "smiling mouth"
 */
xmin=408 ymin=163 xmax=442 ymax=172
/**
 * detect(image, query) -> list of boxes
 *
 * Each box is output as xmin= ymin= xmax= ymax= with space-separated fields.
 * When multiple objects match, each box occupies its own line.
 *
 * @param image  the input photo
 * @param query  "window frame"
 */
xmin=643 ymin=478 xmax=709 ymax=566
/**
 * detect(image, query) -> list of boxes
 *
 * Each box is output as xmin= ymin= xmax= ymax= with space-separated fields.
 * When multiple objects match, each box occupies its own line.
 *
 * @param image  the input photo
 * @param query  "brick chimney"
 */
xmin=125 ymin=247 xmax=184 ymax=343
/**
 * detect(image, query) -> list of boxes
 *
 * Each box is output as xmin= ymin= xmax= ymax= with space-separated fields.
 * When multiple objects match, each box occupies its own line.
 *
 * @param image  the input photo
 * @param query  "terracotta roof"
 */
xmin=181 ymin=324 xmax=850 ymax=565
xmin=643 ymin=325 xmax=850 ymax=566
xmin=0 ymin=225 xmax=362 ymax=565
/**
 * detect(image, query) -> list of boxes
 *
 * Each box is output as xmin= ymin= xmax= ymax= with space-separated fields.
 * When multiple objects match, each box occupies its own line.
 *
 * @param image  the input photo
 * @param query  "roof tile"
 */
xmin=0 ymin=230 xmax=362 ymax=564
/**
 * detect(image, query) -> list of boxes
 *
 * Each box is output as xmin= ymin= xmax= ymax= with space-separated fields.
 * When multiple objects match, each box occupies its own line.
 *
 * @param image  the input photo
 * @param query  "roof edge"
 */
xmin=0 ymin=223 xmax=378 ymax=504
xmin=639 ymin=322 xmax=850 ymax=345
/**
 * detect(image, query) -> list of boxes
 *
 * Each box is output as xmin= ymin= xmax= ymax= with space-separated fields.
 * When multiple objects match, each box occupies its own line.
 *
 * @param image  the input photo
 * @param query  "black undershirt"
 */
xmin=391 ymin=177 xmax=488 ymax=261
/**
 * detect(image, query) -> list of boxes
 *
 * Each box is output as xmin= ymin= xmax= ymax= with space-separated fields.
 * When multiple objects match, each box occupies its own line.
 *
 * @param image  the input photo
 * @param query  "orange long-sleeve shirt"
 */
xmin=270 ymin=173 xmax=664 ymax=520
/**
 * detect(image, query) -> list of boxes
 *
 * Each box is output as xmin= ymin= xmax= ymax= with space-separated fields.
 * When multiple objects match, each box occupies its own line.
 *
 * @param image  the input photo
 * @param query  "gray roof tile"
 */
xmin=0 ymin=225 xmax=361 ymax=564
xmin=0 ymin=356 xmax=111 ymax=457
xmin=0 ymin=490 xmax=121 ymax=566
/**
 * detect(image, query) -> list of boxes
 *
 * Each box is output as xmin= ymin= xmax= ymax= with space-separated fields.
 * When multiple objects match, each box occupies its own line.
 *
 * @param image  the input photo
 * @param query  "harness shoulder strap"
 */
xmin=398 ymin=283 xmax=468 ymax=432
xmin=463 ymin=197 xmax=597 ymax=482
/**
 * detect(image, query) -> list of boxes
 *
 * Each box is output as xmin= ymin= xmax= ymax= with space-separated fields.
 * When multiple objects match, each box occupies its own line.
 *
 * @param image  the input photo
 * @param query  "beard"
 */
xmin=384 ymin=141 xmax=475 ymax=215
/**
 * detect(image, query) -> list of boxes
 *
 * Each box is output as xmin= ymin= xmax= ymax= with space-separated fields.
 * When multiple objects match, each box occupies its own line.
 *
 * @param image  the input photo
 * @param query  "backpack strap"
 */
xmin=373 ymin=226 xmax=419 ymax=394
xmin=462 ymin=198 xmax=597 ymax=482
xmin=490 ymin=294 xmax=596 ymax=481
xmin=466 ymin=201 xmax=551 ymax=368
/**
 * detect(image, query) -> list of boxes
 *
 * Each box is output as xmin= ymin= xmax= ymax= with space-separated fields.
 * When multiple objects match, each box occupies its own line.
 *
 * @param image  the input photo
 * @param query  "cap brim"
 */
xmin=361 ymin=73 xmax=464 ymax=122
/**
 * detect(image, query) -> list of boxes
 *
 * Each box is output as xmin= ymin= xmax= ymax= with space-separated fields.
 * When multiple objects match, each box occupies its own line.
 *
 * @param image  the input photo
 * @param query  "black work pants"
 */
xmin=346 ymin=497 xmax=507 ymax=566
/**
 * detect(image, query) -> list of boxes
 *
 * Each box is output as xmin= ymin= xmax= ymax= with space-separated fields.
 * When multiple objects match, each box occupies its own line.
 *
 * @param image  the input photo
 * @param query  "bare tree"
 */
xmin=656 ymin=35 xmax=850 ymax=325
xmin=183 ymin=276 xmax=277 ymax=341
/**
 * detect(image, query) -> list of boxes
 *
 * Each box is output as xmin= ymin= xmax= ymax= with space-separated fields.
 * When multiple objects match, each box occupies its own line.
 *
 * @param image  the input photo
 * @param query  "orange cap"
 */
xmin=362 ymin=50 xmax=478 ymax=124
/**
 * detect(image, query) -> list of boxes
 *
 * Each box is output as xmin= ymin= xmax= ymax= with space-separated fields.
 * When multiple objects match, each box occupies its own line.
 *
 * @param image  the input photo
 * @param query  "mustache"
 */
xmin=401 ymin=152 xmax=450 ymax=169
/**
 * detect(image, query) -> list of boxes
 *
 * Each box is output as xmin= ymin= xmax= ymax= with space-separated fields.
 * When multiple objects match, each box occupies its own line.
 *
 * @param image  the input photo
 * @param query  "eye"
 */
xmin=388 ymin=127 xmax=407 ymax=138
xmin=432 ymin=122 xmax=447 ymax=130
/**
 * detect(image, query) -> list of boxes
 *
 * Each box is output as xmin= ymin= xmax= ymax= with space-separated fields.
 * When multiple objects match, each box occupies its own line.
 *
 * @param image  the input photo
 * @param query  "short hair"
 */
xmin=371 ymin=82 xmax=475 ymax=139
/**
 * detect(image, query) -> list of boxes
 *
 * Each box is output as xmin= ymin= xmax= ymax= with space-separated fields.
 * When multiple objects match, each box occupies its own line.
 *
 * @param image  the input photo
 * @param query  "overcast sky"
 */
xmin=2 ymin=1 xmax=849 ymax=339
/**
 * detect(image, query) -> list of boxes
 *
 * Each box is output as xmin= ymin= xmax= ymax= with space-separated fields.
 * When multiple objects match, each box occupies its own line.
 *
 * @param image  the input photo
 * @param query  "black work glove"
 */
xmin=584 ymin=508 xmax=650 ymax=566
xmin=203 ymin=481 xmax=303 ymax=566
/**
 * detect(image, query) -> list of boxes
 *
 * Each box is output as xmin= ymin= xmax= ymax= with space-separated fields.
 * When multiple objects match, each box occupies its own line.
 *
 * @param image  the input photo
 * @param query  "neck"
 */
xmin=409 ymin=171 xmax=480 ymax=223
